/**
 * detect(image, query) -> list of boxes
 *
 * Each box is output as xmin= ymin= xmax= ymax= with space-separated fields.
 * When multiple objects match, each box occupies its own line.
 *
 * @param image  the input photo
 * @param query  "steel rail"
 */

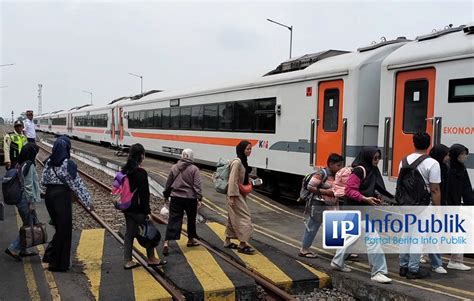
xmin=36 ymin=144 xmax=185 ymax=301
xmin=37 ymin=141 xmax=296 ymax=301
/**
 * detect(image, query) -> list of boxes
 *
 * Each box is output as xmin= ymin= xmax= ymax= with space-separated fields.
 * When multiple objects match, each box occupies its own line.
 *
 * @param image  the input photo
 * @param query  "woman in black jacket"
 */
xmin=122 ymin=144 xmax=165 ymax=269
xmin=445 ymin=144 xmax=473 ymax=271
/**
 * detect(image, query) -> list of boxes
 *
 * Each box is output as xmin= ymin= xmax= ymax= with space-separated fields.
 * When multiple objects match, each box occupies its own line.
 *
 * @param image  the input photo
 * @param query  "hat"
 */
xmin=14 ymin=120 xmax=24 ymax=127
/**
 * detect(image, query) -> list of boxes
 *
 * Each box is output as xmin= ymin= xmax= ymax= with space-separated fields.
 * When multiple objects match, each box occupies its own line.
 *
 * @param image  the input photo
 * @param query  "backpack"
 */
xmin=2 ymin=165 xmax=24 ymax=205
xmin=297 ymin=168 xmax=328 ymax=203
xmin=213 ymin=158 xmax=236 ymax=194
xmin=136 ymin=219 xmax=162 ymax=248
xmin=395 ymin=155 xmax=431 ymax=206
xmin=332 ymin=166 xmax=366 ymax=198
xmin=111 ymin=171 xmax=136 ymax=210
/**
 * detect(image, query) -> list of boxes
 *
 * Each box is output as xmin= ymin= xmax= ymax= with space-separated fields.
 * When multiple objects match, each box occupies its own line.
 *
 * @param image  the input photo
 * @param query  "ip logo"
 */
xmin=323 ymin=211 xmax=361 ymax=249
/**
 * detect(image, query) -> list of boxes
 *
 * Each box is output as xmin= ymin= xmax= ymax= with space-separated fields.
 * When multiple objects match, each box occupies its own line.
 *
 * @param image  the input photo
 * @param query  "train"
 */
xmin=35 ymin=24 xmax=474 ymax=196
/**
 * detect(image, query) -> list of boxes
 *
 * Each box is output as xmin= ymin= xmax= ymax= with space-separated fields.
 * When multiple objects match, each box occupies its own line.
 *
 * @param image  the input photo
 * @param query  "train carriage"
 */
xmin=377 ymin=25 xmax=474 ymax=189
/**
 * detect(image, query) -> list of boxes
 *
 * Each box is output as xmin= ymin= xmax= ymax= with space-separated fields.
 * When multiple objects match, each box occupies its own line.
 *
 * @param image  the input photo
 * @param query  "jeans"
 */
xmin=429 ymin=253 xmax=443 ymax=269
xmin=8 ymin=195 xmax=32 ymax=253
xmin=301 ymin=202 xmax=325 ymax=249
xmin=332 ymin=223 xmax=388 ymax=276
xmin=400 ymin=253 xmax=422 ymax=272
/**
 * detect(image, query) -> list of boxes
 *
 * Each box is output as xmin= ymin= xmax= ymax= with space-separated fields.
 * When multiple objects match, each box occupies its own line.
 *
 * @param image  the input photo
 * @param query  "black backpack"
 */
xmin=297 ymin=168 xmax=328 ymax=203
xmin=2 ymin=165 xmax=24 ymax=205
xmin=395 ymin=155 xmax=431 ymax=206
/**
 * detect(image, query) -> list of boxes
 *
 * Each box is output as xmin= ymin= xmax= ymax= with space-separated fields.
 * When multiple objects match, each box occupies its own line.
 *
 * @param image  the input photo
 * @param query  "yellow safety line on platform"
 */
xmin=37 ymin=245 xmax=61 ymax=301
xmin=76 ymin=229 xmax=105 ymax=300
xmin=175 ymin=232 xmax=236 ymax=300
xmin=296 ymin=260 xmax=331 ymax=288
xmin=206 ymin=222 xmax=293 ymax=291
xmin=14 ymin=212 xmax=40 ymax=301
xmin=132 ymin=240 xmax=173 ymax=300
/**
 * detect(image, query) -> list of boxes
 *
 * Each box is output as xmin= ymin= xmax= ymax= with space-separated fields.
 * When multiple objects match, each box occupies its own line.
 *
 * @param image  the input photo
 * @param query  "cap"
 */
xmin=14 ymin=120 xmax=24 ymax=127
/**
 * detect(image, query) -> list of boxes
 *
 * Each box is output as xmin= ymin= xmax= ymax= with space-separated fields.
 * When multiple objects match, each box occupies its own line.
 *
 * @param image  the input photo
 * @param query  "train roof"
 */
xmin=132 ymin=39 xmax=407 ymax=106
xmin=382 ymin=24 xmax=474 ymax=70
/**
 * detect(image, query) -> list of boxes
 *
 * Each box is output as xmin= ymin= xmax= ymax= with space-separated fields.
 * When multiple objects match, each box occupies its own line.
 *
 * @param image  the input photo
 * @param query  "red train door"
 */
xmin=391 ymin=68 xmax=436 ymax=177
xmin=111 ymin=108 xmax=116 ymax=143
xmin=316 ymin=80 xmax=344 ymax=167
xmin=118 ymin=107 xmax=124 ymax=144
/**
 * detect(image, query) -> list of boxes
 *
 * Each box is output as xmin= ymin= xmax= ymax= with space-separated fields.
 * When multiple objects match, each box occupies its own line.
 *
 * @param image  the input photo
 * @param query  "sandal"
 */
xmin=298 ymin=251 xmax=318 ymax=258
xmin=124 ymin=262 xmax=140 ymax=270
xmin=224 ymin=243 xmax=239 ymax=249
xmin=238 ymin=246 xmax=256 ymax=255
xmin=5 ymin=248 xmax=22 ymax=262
xmin=186 ymin=241 xmax=200 ymax=247
xmin=148 ymin=260 xmax=167 ymax=267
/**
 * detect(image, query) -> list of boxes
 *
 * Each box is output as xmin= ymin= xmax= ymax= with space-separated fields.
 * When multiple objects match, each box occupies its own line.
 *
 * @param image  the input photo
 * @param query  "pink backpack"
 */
xmin=111 ymin=171 xmax=136 ymax=210
xmin=333 ymin=166 xmax=366 ymax=198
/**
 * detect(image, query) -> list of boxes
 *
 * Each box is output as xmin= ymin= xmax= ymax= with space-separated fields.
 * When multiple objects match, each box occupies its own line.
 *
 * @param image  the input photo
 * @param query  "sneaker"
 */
xmin=371 ymin=273 xmax=392 ymax=283
xmin=419 ymin=254 xmax=428 ymax=264
xmin=399 ymin=267 xmax=408 ymax=277
xmin=432 ymin=266 xmax=448 ymax=274
xmin=406 ymin=268 xmax=430 ymax=279
xmin=330 ymin=261 xmax=351 ymax=272
xmin=447 ymin=261 xmax=472 ymax=271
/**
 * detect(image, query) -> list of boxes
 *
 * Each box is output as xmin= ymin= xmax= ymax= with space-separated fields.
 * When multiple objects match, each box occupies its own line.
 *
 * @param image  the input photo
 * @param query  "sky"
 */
xmin=0 ymin=0 xmax=472 ymax=120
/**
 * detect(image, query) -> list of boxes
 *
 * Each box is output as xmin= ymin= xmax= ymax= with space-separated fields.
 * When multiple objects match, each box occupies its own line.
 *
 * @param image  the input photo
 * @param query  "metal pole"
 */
xmin=289 ymin=26 xmax=293 ymax=59
xmin=128 ymin=73 xmax=143 ymax=95
xmin=82 ymin=90 xmax=93 ymax=105
xmin=140 ymin=76 xmax=143 ymax=95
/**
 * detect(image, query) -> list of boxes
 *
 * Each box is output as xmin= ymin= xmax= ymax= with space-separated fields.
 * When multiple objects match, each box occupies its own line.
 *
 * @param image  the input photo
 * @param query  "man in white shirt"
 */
xmin=23 ymin=110 xmax=36 ymax=143
xmin=398 ymin=132 xmax=442 ymax=280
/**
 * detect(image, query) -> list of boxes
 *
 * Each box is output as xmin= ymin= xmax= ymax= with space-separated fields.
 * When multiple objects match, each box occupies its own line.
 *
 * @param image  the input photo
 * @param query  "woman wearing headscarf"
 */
xmin=331 ymin=147 xmax=393 ymax=283
xmin=224 ymin=140 xmax=255 ymax=254
xmin=41 ymin=136 xmax=93 ymax=272
xmin=446 ymin=144 xmax=473 ymax=271
xmin=120 ymin=143 xmax=165 ymax=269
xmin=5 ymin=143 xmax=41 ymax=262
xmin=162 ymin=148 xmax=202 ymax=256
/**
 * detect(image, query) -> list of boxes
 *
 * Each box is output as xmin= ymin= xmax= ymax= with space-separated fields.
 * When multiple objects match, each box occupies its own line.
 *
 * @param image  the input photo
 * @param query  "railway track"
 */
xmin=36 ymin=142 xmax=297 ymax=301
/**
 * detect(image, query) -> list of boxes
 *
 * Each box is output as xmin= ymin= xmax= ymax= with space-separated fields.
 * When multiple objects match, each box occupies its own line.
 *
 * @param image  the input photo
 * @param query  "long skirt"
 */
xmin=225 ymin=195 xmax=253 ymax=243
xmin=44 ymin=185 xmax=72 ymax=271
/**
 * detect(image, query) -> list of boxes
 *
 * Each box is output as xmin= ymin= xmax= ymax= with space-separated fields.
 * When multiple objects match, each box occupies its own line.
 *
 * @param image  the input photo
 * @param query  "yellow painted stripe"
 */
xmin=132 ymin=240 xmax=173 ymax=300
xmin=37 ymin=244 xmax=61 ymax=301
xmin=296 ymin=260 xmax=331 ymax=288
xmin=175 ymin=236 xmax=236 ymax=300
xmin=14 ymin=211 xmax=40 ymax=301
xmin=76 ymin=229 xmax=105 ymax=300
xmin=206 ymin=222 xmax=293 ymax=291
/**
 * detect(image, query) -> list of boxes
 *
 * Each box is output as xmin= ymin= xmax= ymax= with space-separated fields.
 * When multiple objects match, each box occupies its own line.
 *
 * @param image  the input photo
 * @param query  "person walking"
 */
xmin=298 ymin=153 xmax=343 ymax=258
xmin=3 ymin=120 xmax=27 ymax=170
xmin=4 ymin=143 xmax=41 ymax=261
xmin=398 ymin=132 xmax=441 ymax=279
xmin=23 ymin=110 xmax=37 ymax=143
xmin=162 ymin=149 xmax=202 ymax=255
xmin=121 ymin=143 xmax=165 ymax=269
xmin=224 ymin=140 xmax=255 ymax=254
xmin=41 ymin=136 xmax=93 ymax=272
xmin=331 ymin=146 xmax=393 ymax=283
xmin=445 ymin=143 xmax=473 ymax=271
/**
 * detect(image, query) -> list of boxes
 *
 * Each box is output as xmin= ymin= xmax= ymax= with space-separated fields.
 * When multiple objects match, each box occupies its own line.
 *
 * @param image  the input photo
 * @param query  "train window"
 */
xmin=153 ymin=109 xmax=162 ymax=128
xmin=170 ymin=107 xmax=180 ymax=129
xmin=144 ymin=110 xmax=153 ymax=128
xmin=234 ymin=100 xmax=254 ymax=131
xmin=180 ymin=107 xmax=191 ymax=129
xmin=254 ymin=98 xmax=276 ymax=133
xmin=323 ymin=89 xmax=339 ymax=132
xmin=127 ymin=112 xmax=134 ymax=128
xmin=449 ymin=78 xmax=474 ymax=103
xmin=203 ymin=104 xmax=218 ymax=130
xmin=403 ymin=80 xmax=428 ymax=134
xmin=52 ymin=118 xmax=66 ymax=125
xmin=191 ymin=106 xmax=203 ymax=130
xmin=139 ymin=111 xmax=145 ymax=128
xmin=162 ymin=108 xmax=170 ymax=129
xmin=218 ymin=103 xmax=233 ymax=130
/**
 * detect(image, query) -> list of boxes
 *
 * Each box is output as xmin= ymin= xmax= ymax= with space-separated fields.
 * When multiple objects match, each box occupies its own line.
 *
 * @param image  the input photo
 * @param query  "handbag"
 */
xmin=238 ymin=183 xmax=253 ymax=195
xmin=136 ymin=219 xmax=161 ymax=249
xmin=20 ymin=209 xmax=48 ymax=248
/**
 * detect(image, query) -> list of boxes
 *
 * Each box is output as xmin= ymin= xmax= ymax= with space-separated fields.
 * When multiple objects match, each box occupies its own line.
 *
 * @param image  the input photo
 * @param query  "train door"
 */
xmin=110 ymin=108 xmax=116 ymax=144
xmin=67 ymin=113 xmax=73 ymax=134
xmin=391 ymin=68 xmax=436 ymax=177
xmin=118 ymin=107 xmax=124 ymax=145
xmin=315 ymin=80 xmax=344 ymax=167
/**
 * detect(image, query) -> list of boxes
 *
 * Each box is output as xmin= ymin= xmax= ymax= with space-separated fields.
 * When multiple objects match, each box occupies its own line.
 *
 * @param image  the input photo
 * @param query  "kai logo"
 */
xmin=258 ymin=140 xmax=269 ymax=149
